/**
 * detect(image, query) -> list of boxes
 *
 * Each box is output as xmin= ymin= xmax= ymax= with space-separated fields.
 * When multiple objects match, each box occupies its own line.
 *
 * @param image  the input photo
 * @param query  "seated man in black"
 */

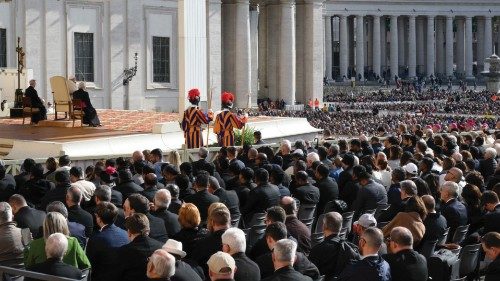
xmin=24 ymin=79 xmax=47 ymax=124
xmin=481 ymin=231 xmax=500 ymax=281
xmin=72 ymin=82 xmax=101 ymax=126
xmin=26 ymin=233 xmax=82 ymax=281
xmin=383 ymin=227 xmax=428 ymax=281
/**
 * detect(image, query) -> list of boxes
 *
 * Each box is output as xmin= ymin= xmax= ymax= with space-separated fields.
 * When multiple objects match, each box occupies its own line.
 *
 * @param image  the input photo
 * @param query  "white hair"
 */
xmin=78 ymin=81 xmax=86 ymax=90
xmin=0 ymin=202 xmax=13 ymax=224
xmin=484 ymin=147 xmax=497 ymax=159
xmin=441 ymin=181 xmax=459 ymax=198
xmin=154 ymin=189 xmax=172 ymax=209
xmin=281 ymin=140 xmax=291 ymax=151
xmin=149 ymin=249 xmax=175 ymax=278
xmin=306 ymin=152 xmax=320 ymax=164
xmin=221 ymin=227 xmax=246 ymax=254
xmin=273 ymin=239 xmax=297 ymax=263
xmin=45 ymin=233 xmax=68 ymax=259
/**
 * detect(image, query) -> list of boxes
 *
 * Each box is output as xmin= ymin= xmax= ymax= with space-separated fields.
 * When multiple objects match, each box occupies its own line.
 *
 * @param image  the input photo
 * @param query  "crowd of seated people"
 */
xmin=0 ymin=128 xmax=499 ymax=281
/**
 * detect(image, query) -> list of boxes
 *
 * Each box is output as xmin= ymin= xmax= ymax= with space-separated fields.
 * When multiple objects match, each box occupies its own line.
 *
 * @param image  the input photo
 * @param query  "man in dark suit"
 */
xmin=192 ymin=147 xmax=211 ymax=176
xmin=293 ymin=171 xmax=320 ymax=205
xmin=86 ymin=202 xmax=129 ymax=281
xmin=309 ymin=212 xmax=360 ymax=281
xmin=221 ymin=227 xmax=260 ymax=281
xmin=112 ymin=213 xmax=164 ymax=281
xmin=352 ymin=166 xmax=388 ymax=221
xmin=314 ymin=164 xmax=339 ymax=214
xmin=150 ymin=189 xmax=181 ymax=237
xmin=66 ymin=186 xmax=94 ymax=237
xmin=15 ymin=159 xmax=37 ymax=195
xmin=140 ymin=173 xmax=160 ymax=202
xmin=256 ymin=222 xmax=319 ymax=280
xmin=184 ymin=171 xmax=220 ymax=223
xmin=384 ymin=227 xmax=428 ymax=281
xmin=124 ymin=194 xmax=168 ymax=243
xmin=88 ymin=185 xmax=126 ymax=231
xmin=8 ymin=194 xmax=46 ymax=238
xmin=481 ymin=231 xmax=500 ymax=281
xmin=115 ymin=169 xmax=143 ymax=201
xmin=0 ymin=164 xmax=16 ymax=202
xmin=262 ymin=239 xmax=313 ymax=281
xmin=26 ymin=233 xmax=82 ymax=281
xmin=420 ymin=195 xmax=447 ymax=244
xmin=480 ymin=191 xmax=500 ymax=234
xmin=280 ymin=196 xmax=311 ymax=255
xmin=24 ymin=79 xmax=47 ymax=124
xmin=339 ymin=227 xmax=391 ymax=281
xmin=209 ymin=176 xmax=240 ymax=222
xmin=440 ymin=181 xmax=468 ymax=241
xmin=378 ymin=180 xmax=416 ymax=223
xmin=192 ymin=207 xmax=231 ymax=276
xmin=241 ymin=168 xmax=280 ymax=224
xmin=20 ymin=163 xmax=54 ymax=207
xmin=40 ymin=171 xmax=71 ymax=211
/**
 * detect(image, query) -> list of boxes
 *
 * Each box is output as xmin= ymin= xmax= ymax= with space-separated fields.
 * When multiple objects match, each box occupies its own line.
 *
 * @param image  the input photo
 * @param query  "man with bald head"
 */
xmin=24 ymin=79 xmax=47 ymax=124
xmin=444 ymin=167 xmax=465 ymax=193
xmin=420 ymin=195 xmax=447 ymax=244
xmin=151 ymin=189 xmax=180 ymax=236
xmin=339 ymin=227 xmax=391 ymax=281
xmin=66 ymin=185 xmax=93 ymax=237
xmin=280 ymin=196 xmax=311 ymax=255
xmin=383 ymin=227 xmax=427 ymax=281
xmin=309 ymin=212 xmax=360 ymax=280
xmin=141 ymin=173 xmax=160 ymax=202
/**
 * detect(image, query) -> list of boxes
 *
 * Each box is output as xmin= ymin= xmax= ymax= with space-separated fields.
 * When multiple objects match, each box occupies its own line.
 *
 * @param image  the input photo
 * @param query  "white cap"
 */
xmin=207 ymin=251 xmax=236 ymax=274
xmin=402 ymin=163 xmax=418 ymax=175
xmin=162 ymin=239 xmax=186 ymax=258
xmin=354 ymin=213 xmax=377 ymax=228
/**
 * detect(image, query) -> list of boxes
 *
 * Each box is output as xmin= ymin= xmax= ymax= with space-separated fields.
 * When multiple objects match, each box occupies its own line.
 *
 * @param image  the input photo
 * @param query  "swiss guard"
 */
xmin=181 ymin=88 xmax=213 ymax=148
xmin=213 ymin=91 xmax=247 ymax=147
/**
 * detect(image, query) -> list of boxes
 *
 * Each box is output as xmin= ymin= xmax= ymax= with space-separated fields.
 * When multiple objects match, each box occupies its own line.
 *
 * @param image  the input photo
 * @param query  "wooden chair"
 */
xmin=50 ymin=76 xmax=72 ymax=120
xmin=71 ymin=99 xmax=85 ymax=127
xmin=22 ymin=96 xmax=40 ymax=125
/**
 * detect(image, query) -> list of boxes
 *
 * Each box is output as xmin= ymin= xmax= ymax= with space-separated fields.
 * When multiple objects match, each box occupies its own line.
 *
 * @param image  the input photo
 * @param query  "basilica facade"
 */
xmin=0 ymin=0 xmax=499 ymax=112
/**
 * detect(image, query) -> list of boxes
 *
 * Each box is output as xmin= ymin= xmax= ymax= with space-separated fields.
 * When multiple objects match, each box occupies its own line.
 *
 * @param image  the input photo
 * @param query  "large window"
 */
xmin=74 ymin=32 xmax=94 ymax=82
xmin=152 ymin=36 xmax=170 ymax=83
xmin=0 ymin=28 xmax=6 ymax=68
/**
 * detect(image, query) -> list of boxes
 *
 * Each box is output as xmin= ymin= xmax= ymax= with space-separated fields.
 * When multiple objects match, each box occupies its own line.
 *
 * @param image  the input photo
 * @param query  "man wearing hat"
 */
xmin=213 ymin=92 xmax=247 ymax=147
xmin=402 ymin=163 xmax=418 ymax=179
xmin=207 ymin=251 xmax=237 ymax=281
xmin=181 ymin=89 xmax=213 ymax=148
xmin=162 ymin=239 xmax=203 ymax=281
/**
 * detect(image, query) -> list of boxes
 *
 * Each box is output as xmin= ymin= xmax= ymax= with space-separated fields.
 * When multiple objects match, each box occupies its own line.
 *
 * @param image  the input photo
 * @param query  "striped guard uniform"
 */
xmin=213 ymin=109 xmax=244 ymax=147
xmin=181 ymin=106 xmax=211 ymax=148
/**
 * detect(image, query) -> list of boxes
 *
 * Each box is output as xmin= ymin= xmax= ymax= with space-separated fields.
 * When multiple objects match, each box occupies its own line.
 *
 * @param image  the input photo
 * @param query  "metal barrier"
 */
xmin=0 ymin=265 xmax=87 ymax=281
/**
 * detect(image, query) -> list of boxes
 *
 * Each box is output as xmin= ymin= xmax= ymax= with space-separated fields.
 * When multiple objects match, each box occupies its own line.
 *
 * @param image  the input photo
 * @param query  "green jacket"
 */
xmin=24 ymin=236 xmax=91 ymax=269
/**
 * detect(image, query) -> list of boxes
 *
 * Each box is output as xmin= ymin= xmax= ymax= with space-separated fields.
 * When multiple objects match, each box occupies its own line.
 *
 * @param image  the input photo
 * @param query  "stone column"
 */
xmin=445 ymin=15 xmax=454 ymax=77
xmin=456 ymin=18 xmax=465 ymax=74
xmin=477 ymin=17 xmax=485 ymax=72
xmin=258 ymin=1 xmax=268 ymax=98
xmin=356 ymin=15 xmax=365 ymax=80
xmin=380 ymin=16 xmax=387 ymax=75
xmin=390 ymin=15 xmax=399 ymax=79
xmin=207 ymin=0 xmax=222 ymax=110
xmin=417 ymin=17 xmax=425 ymax=75
xmin=408 ymin=15 xmax=417 ymax=78
xmin=250 ymin=4 xmax=259 ymax=106
xmin=398 ymin=16 xmax=405 ymax=69
xmin=221 ymin=0 xmax=251 ymax=108
xmin=465 ymin=16 xmax=473 ymax=78
xmin=324 ymin=16 xmax=333 ymax=82
xmin=279 ymin=0 xmax=296 ymax=104
xmin=178 ymin=0 xmax=207 ymax=111
xmin=435 ymin=18 xmax=445 ymax=75
xmin=339 ymin=15 xmax=348 ymax=79
xmin=296 ymin=0 xmax=324 ymax=103
xmin=484 ymin=16 xmax=493 ymax=58
xmin=426 ymin=15 xmax=435 ymax=77
xmin=348 ymin=17 xmax=355 ymax=71
xmin=373 ymin=15 xmax=381 ymax=77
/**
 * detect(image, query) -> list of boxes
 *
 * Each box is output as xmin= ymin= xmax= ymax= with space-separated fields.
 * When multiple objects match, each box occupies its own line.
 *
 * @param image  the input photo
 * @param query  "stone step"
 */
xmin=38 ymin=120 xmax=77 ymax=128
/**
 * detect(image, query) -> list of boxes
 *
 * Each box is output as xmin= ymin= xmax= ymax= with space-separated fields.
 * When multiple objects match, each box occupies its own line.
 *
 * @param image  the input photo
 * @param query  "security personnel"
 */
xmin=181 ymin=88 xmax=212 ymax=148
xmin=213 ymin=92 xmax=247 ymax=147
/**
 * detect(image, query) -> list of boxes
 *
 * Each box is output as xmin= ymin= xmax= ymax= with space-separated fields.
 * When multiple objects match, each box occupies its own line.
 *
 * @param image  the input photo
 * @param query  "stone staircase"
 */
xmin=0 ymin=139 xmax=14 ymax=158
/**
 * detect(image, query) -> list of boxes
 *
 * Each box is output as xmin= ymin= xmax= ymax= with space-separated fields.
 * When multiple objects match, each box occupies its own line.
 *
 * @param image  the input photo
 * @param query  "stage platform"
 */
xmin=0 ymin=110 xmax=321 ymax=160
